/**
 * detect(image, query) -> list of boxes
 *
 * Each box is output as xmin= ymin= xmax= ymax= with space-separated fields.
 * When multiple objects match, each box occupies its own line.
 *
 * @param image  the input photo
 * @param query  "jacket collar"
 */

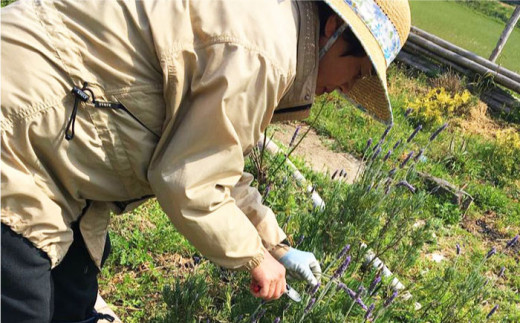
xmin=272 ymin=1 xmax=319 ymax=122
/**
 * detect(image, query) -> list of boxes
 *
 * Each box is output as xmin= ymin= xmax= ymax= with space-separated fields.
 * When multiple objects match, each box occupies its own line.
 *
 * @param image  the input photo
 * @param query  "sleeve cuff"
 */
xmin=243 ymin=245 xmax=267 ymax=271
xmin=269 ymin=243 xmax=290 ymax=261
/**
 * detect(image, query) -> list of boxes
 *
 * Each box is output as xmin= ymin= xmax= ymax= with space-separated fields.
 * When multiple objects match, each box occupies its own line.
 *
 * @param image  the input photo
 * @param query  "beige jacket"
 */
xmin=1 ymin=0 xmax=319 ymax=270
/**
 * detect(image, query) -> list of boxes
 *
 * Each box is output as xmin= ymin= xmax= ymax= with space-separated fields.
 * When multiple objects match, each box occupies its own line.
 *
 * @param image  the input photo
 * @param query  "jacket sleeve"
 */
xmin=148 ymin=43 xmax=291 ymax=270
xmin=230 ymin=172 xmax=288 ymax=258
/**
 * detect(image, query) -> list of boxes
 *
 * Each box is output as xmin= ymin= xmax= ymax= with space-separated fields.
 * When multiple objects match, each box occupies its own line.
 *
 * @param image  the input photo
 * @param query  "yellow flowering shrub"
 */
xmin=496 ymin=128 xmax=520 ymax=150
xmin=407 ymin=87 xmax=472 ymax=127
xmin=494 ymin=128 xmax=520 ymax=175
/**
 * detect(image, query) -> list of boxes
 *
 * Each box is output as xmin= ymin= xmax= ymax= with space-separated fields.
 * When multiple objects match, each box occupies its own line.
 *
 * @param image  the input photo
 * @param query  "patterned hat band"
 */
xmin=319 ymin=23 xmax=348 ymax=60
xmin=342 ymin=0 xmax=401 ymax=66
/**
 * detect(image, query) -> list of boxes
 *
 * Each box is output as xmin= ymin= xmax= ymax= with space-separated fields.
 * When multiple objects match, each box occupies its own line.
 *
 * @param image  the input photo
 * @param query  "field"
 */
xmin=409 ymin=0 xmax=520 ymax=73
xmin=98 ymin=63 xmax=520 ymax=322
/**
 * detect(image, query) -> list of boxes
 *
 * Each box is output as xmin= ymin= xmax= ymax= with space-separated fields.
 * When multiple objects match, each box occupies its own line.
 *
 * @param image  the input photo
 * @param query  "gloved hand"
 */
xmin=278 ymin=247 xmax=321 ymax=286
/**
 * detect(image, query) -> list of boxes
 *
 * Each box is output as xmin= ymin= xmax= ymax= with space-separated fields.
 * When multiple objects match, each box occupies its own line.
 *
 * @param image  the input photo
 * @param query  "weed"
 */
xmin=429 ymin=70 xmax=466 ymax=95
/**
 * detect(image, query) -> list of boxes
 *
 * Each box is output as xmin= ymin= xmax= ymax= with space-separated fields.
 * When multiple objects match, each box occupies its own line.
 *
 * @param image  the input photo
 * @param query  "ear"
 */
xmin=324 ymin=14 xmax=343 ymax=38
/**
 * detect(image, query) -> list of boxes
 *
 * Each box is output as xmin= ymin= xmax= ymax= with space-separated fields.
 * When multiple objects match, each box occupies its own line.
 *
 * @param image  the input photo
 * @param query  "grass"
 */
xmin=458 ymin=0 xmax=520 ymax=30
xmin=409 ymin=0 xmax=520 ymax=73
xmin=99 ymin=202 xmax=198 ymax=322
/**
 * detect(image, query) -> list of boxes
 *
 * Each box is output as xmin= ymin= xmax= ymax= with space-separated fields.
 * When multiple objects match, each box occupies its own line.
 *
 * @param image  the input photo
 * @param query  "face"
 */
xmin=316 ymin=16 xmax=373 ymax=96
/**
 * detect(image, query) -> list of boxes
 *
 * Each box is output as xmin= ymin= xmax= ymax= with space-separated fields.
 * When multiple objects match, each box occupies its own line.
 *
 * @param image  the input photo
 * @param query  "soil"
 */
xmin=461 ymin=211 xmax=507 ymax=242
xmin=462 ymin=212 xmax=520 ymax=260
xmin=271 ymin=122 xmax=363 ymax=184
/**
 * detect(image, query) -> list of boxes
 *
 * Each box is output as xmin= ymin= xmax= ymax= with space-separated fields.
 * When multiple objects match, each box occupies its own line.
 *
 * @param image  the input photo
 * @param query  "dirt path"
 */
xmin=270 ymin=122 xmax=363 ymax=184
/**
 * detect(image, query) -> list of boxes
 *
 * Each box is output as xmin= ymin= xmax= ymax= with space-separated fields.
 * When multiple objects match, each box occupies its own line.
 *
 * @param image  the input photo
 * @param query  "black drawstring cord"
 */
xmin=65 ymin=82 xmax=91 ymax=140
xmin=94 ymin=312 xmax=115 ymax=322
xmin=83 ymin=87 xmax=96 ymax=102
xmin=65 ymin=81 xmax=160 ymax=140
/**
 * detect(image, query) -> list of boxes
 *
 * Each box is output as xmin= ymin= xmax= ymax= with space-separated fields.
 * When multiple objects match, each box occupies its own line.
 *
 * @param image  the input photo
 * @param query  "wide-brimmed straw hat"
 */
xmin=323 ymin=0 xmax=411 ymax=124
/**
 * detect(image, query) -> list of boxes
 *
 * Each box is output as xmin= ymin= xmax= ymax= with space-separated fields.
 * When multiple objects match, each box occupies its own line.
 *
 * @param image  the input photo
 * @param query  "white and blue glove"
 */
xmin=279 ymin=248 xmax=322 ymax=286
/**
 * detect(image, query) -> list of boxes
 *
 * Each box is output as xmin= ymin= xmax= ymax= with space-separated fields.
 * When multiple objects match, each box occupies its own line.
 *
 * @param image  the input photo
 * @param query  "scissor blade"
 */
xmin=285 ymin=284 xmax=301 ymax=302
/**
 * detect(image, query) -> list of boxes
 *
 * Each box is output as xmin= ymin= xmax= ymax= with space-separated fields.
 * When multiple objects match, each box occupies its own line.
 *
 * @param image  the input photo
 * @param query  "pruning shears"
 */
xmin=253 ymin=283 xmax=302 ymax=302
xmin=285 ymin=284 xmax=302 ymax=302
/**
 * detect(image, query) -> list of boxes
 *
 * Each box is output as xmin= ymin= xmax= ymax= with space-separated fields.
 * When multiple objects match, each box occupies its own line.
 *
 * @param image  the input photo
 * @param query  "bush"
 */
xmin=494 ymin=128 xmax=520 ymax=176
xmin=407 ymin=87 xmax=473 ymax=127
xmin=435 ymin=201 xmax=462 ymax=225
xmin=470 ymin=183 xmax=511 ymax=215
xmin=158 ymin=274 xmax=211 ymax=322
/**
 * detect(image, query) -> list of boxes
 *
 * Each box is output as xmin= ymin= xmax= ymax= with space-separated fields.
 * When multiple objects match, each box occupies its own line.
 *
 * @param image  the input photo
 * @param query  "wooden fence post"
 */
xmin=489 ymin=6 xmax=520 ymax=63
xmin=407 ymin=33 xmax=520 ymax=92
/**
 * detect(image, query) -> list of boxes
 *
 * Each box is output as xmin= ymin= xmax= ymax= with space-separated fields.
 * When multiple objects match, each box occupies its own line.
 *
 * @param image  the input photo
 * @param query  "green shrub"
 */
xmin=158 ymin=274 xmax=211 ymax=322
xmin=470 ymin=183 xmax=511 ymax=214
xmin=435 ymin=201 xmax=462 ymax=225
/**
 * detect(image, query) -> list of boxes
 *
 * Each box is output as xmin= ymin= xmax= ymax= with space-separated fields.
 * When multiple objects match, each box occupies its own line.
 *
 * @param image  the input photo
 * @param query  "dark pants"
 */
xmin=1 ymin=223 xmax=111 ymax=323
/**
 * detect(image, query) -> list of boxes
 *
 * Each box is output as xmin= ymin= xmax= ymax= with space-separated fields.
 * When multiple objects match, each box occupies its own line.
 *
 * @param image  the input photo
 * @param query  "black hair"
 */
xmin=316 ymin=1 xmax=367 ymax=57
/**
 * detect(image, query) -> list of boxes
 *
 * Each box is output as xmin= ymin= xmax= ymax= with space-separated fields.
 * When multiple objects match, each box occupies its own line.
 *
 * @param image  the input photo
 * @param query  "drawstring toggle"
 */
xmin=65 ymin=83 xmax=91 ymax=141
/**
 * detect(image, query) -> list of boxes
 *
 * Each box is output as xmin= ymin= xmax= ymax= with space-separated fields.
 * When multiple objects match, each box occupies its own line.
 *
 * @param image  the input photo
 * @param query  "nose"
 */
xmin=361 ymin=58 xmax=374 ymax=79
xmin=340 ymin=73 xmax=361 ymax=93
xmin=341 ymin=64 xmax=373 ymax=94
